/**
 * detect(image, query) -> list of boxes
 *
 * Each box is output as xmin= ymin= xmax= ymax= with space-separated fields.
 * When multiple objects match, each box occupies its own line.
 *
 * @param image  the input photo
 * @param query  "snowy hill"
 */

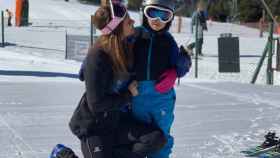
xmin=0 ymin=0 xmax=280 ymax=158
xmin=2 ymin=0 xmax=279 ymax=84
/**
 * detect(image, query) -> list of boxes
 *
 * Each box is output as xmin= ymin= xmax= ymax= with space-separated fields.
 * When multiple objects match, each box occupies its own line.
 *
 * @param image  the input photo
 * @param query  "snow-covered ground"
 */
xmin=0 ymin=0 xmax=280 ymax=158
xmin=1 ymin=79 xmax=280 ymax=158
xmin=0 ymin=49 xmax=80 ymax=82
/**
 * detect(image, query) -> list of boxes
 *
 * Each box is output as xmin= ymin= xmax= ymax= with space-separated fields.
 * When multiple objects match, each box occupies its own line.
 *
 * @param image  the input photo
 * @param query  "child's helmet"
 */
xmin=142 ymin=0 xmax=175 ymax=12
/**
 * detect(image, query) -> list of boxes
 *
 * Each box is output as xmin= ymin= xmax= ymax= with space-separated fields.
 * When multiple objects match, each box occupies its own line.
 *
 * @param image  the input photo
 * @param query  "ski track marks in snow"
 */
xmin=185 ymin=83 xmax=280 ymax=107
xmin=175 ymin=83 xmax=280 ymax=158
xmin=0 ymin=115 xmax=38 ymax=158
xmin=1 ymin=0 xmax=280 ymax=157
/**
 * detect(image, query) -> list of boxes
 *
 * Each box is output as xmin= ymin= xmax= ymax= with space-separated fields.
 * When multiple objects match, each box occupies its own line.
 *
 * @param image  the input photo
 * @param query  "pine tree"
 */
xmin=77 ymin=0 xmax=280 ymax=22
xmin=79 ymin=0 xmax=100 ymax=5
xmin=238 ymin=0 xmax=280 ymax=22
xmin=208 ymin=0 xmax=231 ymax=22
xmin=127 ymin=0 xmax=142 ymax=10
xmin=238 ymin=0 xmax=262 ymax=22
xmin=266 ymin=0 xmax=280 ymax=18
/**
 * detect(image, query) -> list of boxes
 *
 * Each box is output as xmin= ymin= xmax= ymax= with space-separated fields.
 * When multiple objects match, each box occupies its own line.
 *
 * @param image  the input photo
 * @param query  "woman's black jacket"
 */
xmin=69 ymin=48 xmax=130 ymax=139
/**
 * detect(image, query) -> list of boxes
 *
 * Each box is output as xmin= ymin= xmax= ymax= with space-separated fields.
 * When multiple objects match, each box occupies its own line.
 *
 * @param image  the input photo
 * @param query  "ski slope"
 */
xmin=2 ymin=0 xmax=279 ymax=84
xmin=0 ymin=0 xmax=280 ymax=158
xmin=0 ymin=80 xmax=280 ymax=158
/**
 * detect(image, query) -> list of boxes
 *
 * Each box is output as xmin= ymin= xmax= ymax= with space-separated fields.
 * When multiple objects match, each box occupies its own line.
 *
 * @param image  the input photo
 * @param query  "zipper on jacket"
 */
xmin=147 ymin=35 xmax=153 ymax=80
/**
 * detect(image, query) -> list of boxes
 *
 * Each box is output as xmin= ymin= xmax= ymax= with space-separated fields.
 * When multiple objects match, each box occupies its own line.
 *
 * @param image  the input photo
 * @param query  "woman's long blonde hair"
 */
xmin=92 ymin=5 xmax=133 ymax=77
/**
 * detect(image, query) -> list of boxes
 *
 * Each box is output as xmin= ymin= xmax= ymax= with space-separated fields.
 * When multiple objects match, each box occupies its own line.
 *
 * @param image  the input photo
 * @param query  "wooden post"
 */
xmin=259 ymin=10 xmax=265 ymax=38
xmin=1 ymin=11 xmax=4 ymax=47
xmin=65 ymin=30 xmax=68 ymax=60
xmin=177 ymin=16 xmax=182 ymax=33
xmin=195 ymin=14 xmax=199 ymax=78
xmin=276 ymin=38 xmax=280 ymax=71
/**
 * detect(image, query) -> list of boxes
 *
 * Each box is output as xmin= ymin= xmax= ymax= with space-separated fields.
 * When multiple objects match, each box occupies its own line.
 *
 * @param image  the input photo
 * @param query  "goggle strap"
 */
xmin=144 ymin=5 xmax=174 ymax=23
xmin=101 ymin=17 xmax=124 ymax=35
xmin=144 ymin=5 xmax=173 ymax=16
xmin=101 ymin=0 xmax=127 ymax=35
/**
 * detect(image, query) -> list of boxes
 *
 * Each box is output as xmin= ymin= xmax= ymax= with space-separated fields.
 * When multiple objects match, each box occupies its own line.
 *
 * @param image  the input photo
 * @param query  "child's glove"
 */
xmin=155 ymin=69 xmax=177 ymax=93
xmin=172 ymin=45 xmax=192 ymax=77
xmin=180 ymin=45 xmax=192 ymax=66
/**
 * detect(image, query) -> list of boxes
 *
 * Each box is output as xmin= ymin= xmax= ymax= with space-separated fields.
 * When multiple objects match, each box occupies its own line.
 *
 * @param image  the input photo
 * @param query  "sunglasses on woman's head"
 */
xmin=110 ymin=0 xmax=127 ymax=18
xmin=144 ymin=5 xmax=174 ymax=23
xmin=101 ymin=0 xmax=127 ymax=35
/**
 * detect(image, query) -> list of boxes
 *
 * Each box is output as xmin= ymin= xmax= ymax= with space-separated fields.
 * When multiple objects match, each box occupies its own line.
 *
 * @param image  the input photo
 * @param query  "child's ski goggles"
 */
xmin=144 ymin=5 xmax=174 ymax=23
xmin=101 ymin=0 xmax=127 ymax=35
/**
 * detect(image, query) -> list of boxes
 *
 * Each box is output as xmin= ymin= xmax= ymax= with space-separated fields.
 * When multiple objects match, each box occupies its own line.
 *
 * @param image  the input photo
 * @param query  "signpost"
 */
xmin=276 ymin=39 xmax=280 ymax=71
xmin=1 ymin=11 xmax=4 ymax=47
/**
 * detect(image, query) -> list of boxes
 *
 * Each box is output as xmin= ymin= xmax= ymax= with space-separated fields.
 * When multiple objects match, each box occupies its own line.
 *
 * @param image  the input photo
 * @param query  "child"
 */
xmin=131 ymin=0 xmax=191 ymax=158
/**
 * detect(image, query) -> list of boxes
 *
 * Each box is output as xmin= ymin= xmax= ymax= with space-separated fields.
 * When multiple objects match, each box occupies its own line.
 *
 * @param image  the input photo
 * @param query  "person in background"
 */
xmin=258 ymin=16 xmax=265 ymax=38
xmin=191 ymin=1 xmax=208 ymax=56
xmin=5 ymin=9 xmax=13 ymax=26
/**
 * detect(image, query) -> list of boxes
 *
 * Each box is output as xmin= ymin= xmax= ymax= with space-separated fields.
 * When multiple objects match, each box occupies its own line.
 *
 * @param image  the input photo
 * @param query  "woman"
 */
xmin=50 ymin=2 xmax=166 ymax=158
xmin=50 ymin=1 xmax=166 ymax=158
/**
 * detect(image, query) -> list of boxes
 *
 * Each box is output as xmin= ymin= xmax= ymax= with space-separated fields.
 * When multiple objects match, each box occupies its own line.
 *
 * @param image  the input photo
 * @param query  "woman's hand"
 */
xmin=128 ymin=80 xmax=139 ymax=96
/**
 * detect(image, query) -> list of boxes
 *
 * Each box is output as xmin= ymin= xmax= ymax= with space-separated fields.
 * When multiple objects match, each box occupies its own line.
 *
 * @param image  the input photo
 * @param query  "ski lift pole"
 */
xmin=251 ymin=23 xmax=274 ymax=85
xmin=251 ymin=0 xmax=277 ymax=85
xmin=1 ymin=11 xmax=4 ymax=47
xmin=267 ymin=22 xmax=274 ymax=85
xmin=251 ymin=41 xmax=269 ymax=84
xmin=195 ymin=14 xmax=199 ymax=78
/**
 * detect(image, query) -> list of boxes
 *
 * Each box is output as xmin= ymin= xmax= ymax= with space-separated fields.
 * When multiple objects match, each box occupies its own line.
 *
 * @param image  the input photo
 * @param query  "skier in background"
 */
xmin=191 ymin=1 xmax=208 ymax=56
xmin=5 ymin=9 xmax=13 ymax=27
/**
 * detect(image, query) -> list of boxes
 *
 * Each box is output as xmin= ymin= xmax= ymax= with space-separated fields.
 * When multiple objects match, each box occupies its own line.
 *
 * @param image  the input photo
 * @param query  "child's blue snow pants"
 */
xmin=132 ymin=81 xmax=176 ymax=158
